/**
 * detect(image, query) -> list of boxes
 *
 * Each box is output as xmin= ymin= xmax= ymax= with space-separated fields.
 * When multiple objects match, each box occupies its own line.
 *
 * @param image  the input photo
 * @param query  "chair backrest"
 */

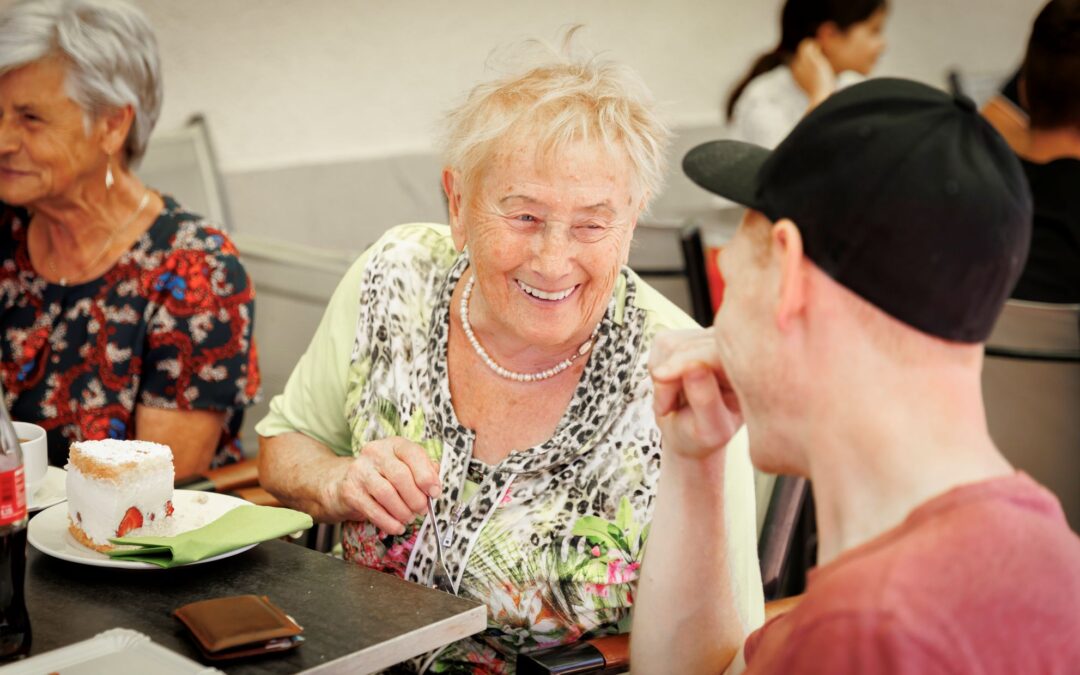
xmin=137 ymin=115 xmax=231 ymax=229
xmin=982 ymin=299 xmax=1080 ymax=533
xmin=139 ymin=116 xmax=364 ymax=455
xmin=985 ymin=299 xmax=1080 ymax=361
xmin=230 ymin=235 xmax=358 ymax=451
xmin=629 ymin=222 xmax=713 ymax=326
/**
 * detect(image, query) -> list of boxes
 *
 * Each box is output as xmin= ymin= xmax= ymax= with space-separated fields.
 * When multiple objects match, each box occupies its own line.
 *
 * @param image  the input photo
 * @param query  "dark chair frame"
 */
xmin=758 ymin=475 xmax=813 ymax=602
xmin=629 ymin=222 xmax=714 ymax=326
xmin=679 ymin=224 xmax=713 ymax=326
xmin=984 ymin=345 xmax=1080 ymax=363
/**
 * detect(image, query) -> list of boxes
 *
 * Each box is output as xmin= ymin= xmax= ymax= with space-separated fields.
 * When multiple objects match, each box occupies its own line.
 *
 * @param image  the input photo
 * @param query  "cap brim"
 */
xmin=682 ymin=140 xmax=771 ymax=210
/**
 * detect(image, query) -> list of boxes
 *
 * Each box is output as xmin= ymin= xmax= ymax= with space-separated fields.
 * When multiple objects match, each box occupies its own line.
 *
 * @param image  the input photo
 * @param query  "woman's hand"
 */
xmin=323 ymin=437 xmax=442 ymax=535
xmin=649 ymin=329 xmax=743 ymax=458
xmin=791 ymin=38 xmax=836 ymax=108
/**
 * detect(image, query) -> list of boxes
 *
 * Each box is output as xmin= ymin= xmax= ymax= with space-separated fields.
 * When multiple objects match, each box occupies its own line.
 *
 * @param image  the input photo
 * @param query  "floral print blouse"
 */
xmin=0 ymin=196 xmax=260 ymax=466
xmin=258 ymin=223 xmax=762 ymax=673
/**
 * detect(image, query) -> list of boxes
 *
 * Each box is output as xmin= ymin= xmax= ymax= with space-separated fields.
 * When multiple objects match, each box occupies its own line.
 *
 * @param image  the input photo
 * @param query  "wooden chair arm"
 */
xmin=231 ymin=485 xmax=282 ymax=508
xmin=199 ymin=457 xmax=260 ymax=492
xmin=175 ymin=458 xmax=279 ymax=506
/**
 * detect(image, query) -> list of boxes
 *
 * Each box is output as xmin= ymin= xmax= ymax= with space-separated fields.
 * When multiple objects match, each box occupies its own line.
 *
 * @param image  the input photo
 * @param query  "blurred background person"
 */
xmin=257 ymin=36 xmax=763 ymax=672
xmin=726 ymin=0 xmax=889 ymax=148
xmin=0 ymin=0 xmax=260 ymax=477
xmin=982 ymin=0 xmax=1080 ymax=303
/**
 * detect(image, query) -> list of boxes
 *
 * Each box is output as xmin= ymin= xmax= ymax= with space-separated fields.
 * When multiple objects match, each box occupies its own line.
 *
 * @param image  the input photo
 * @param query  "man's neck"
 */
xmin=799 ymin=377 xmax=1012 ymax=566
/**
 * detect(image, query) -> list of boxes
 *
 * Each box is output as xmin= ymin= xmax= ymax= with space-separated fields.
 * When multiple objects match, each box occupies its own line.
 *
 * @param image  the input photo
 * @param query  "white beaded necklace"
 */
xmin=459 ymin=274 xmax=600 ymax=383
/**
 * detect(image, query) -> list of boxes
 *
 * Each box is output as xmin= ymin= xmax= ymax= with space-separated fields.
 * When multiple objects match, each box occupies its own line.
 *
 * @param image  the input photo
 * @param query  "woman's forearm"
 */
xmin=632 ymin=449 xmax=745 ymax=675
xmin=258 ymin=431 xmax=352 ymax=523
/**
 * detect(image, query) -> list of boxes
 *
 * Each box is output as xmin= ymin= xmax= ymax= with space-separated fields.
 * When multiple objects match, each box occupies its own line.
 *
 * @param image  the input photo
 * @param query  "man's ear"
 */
xmin=771 ymin=218 xmax=807 ymax=331
xmin=442 ymin=168 xmax=466 ymax=251
xmin=97 ymin=104 xmax=135 ymax=159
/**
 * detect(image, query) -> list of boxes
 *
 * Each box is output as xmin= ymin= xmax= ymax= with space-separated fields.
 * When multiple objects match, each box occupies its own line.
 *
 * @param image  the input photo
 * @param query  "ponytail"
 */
xmin=725 ymin=49 xmax=789 ymax=121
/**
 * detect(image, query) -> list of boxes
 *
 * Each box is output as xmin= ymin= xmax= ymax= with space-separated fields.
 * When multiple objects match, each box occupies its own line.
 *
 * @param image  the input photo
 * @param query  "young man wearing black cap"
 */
xmin=631 ymin=78 xmax=1080 ymax=674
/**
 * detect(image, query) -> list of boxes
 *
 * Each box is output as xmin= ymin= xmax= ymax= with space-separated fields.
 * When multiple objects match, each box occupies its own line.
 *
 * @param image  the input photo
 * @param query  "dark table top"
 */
xmin=23 ymin=538 xmax=486 ymax=673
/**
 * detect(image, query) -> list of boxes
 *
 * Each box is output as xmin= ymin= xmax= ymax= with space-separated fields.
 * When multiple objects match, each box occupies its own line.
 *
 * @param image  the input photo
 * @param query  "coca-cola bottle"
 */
xmin=0 ymin=385 xmax=30 ymax=660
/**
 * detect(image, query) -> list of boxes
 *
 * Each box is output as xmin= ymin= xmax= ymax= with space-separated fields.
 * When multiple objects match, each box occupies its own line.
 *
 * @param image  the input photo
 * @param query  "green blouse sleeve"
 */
xmin=254 ymin=250 xmax=372 ymax=457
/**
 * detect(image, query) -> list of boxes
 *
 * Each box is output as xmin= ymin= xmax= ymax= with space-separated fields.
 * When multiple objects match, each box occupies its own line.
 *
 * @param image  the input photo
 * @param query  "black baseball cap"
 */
xmin=684 ymin=77 xmax=1033 ymax=343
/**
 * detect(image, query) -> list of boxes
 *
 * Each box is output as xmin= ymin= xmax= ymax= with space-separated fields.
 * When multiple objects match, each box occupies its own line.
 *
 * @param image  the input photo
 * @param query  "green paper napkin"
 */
xmin=107 ymin=505 xmax=313 ymax=568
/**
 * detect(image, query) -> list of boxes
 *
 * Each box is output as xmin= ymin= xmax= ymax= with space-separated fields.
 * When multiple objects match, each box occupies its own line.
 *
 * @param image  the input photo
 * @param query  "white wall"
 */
xmin=136 ymin=0 xmax=1046 ymax=174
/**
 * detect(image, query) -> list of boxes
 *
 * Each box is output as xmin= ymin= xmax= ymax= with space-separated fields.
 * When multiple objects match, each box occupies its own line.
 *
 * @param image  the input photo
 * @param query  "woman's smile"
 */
xmin=515 ymin=278 xmax=580 ymax=304
xmin=0 ymin=167 xmax=33 ymax=179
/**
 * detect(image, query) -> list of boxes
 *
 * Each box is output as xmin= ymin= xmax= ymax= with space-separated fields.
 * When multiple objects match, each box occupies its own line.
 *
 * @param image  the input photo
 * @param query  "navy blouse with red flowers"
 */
xmin=0 ymin=195 xmax=260 ymax=467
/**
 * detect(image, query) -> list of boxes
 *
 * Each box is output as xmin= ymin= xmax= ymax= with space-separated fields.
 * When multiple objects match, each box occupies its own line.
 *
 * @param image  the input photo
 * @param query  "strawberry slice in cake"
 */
xmin=65 ymin=439 xmax=175 ymax=552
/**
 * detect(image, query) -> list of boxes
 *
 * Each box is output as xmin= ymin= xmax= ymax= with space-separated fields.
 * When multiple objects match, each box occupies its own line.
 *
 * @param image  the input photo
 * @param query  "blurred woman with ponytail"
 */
xmin=726 ymin=0 xmax=888 ymax=147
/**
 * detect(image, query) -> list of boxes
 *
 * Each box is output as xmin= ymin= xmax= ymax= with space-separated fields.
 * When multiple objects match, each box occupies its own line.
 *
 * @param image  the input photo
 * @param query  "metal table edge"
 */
xmin=300 ymin=603 xmax=488 ymax=674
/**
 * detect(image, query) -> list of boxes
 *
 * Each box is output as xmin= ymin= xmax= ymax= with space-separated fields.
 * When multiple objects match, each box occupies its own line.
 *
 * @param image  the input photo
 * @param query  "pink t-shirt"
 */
xmin=744 ymin=473 xmax=1080 ymax=674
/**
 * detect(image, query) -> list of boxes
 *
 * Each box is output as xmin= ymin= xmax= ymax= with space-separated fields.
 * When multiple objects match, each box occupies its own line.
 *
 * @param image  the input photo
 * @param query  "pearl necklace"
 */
xmin=459 ymin=275 xmax=600 ymax=383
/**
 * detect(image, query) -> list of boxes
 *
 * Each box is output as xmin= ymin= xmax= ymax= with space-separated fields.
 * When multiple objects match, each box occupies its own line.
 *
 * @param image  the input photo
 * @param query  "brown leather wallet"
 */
xmin=174 ymin=594 xmax=304 ymax=660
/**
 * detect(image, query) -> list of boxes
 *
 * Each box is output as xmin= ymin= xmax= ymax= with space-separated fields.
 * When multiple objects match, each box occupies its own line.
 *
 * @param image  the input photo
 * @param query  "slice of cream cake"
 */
xmin=66 ymin=439 xmax=175 ymax=552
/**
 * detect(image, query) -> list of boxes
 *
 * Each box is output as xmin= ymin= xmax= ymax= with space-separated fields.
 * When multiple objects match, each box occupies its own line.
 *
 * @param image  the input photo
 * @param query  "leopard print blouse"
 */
xmin=267 ymin=223 xmax=762 ymax=674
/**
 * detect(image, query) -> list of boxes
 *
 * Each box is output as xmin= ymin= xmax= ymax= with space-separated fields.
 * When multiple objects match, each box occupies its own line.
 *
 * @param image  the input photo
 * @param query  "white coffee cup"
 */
xmin=13 ymin=421 xmax=47 ymax=496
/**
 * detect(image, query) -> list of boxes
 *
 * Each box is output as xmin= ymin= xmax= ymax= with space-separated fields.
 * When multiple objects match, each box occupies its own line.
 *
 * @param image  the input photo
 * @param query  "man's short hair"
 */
xmin=1023 ymin=0 xmax=1080 ymax=130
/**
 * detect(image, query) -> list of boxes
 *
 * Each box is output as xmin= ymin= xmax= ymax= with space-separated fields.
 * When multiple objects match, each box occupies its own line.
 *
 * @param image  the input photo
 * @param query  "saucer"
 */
xmin=29 ymin=465 xmax=66 ymax=512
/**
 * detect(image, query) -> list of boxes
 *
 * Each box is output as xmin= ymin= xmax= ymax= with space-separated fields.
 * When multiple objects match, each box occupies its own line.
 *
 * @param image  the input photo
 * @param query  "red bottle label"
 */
xmin=0 ymin=467 xmax=27 ymax=525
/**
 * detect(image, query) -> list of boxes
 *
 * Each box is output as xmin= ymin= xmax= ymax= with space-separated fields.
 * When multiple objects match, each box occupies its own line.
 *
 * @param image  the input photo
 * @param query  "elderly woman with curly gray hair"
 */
xmin=258 ymin=39 xmax=763 ymax=672
xmin=0 ymin=0 xmax=260 ymax=478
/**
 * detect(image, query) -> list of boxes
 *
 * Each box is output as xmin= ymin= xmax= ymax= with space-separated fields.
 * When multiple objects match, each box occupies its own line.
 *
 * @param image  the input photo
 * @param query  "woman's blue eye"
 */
xmin=517 ymin=214 xmax=536 ymax=222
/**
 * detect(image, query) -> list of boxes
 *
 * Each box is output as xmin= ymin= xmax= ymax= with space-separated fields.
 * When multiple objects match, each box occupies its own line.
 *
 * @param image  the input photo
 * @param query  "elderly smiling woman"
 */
xmin=0 ymin=0 xmax=259 ymax=476
xmin=258 ymin=42 xmax=762 ymax=672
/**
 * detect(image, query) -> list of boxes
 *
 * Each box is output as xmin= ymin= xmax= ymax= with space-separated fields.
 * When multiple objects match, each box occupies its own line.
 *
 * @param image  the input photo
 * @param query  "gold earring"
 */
xmin=105 ymin=163 xmax=114 ymax=190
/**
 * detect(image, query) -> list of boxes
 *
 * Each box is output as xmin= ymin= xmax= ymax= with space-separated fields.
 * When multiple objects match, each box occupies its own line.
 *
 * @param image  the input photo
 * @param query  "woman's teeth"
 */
xmin=517 ymin=280 xmax=576 ymax=301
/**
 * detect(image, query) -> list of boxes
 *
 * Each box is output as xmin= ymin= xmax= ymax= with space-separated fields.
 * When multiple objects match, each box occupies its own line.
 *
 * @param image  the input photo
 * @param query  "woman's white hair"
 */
xmin=0 ymin=0 xmax=162 ymax=166
xmin=440 ymin=27 xmax=671 ymax=208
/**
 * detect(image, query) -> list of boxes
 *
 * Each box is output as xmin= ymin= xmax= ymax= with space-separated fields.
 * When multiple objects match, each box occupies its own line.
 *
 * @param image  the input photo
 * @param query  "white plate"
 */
xmin=0 ymin=627 xmax=223 ymax=674
xmin=27 ymin=490 xmax=256 ymax=569
xmin=29 ymin=465 xmax=67 ymax=512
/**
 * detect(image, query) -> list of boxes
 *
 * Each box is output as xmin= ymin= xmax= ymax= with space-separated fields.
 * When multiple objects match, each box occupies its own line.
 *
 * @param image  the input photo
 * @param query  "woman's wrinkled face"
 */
xmin=823 ymin=7 xmax=888 ymax=76
xmin=453 ymin=136 xmax=642 ymax=352
xmin=0 ymin=58 xmax=103 ymax=205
